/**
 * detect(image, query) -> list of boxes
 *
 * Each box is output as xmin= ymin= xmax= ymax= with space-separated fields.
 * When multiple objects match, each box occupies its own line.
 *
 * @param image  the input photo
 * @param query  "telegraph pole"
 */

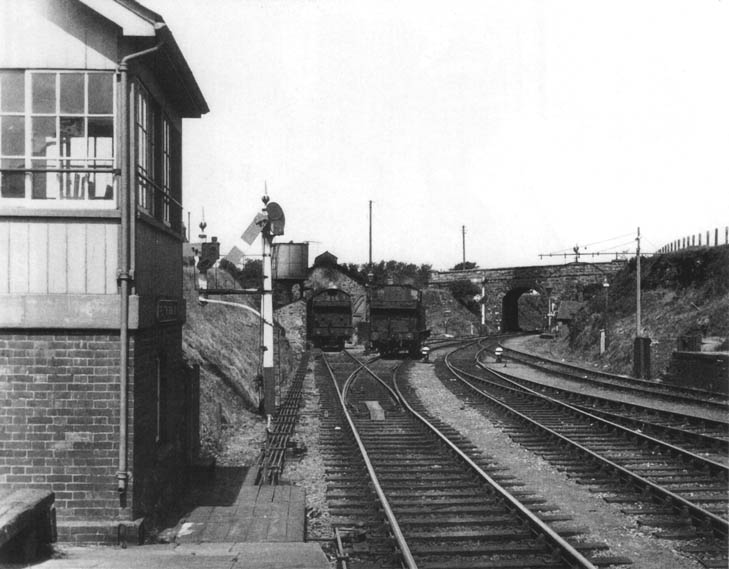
xmin=480 ymin=279 xmax=486 ymax=327
xmin=636 ymin=226 xmax=641 ymax=335
xmin=369 ymin=200 xmax=373 ymax=268
xmin=366 ymin=200 xmax=374 ymax=352
xmin=462 ymin=225 xmax=466 ymax=266
xmin=632 ymin=225 xmax=651 ymax=379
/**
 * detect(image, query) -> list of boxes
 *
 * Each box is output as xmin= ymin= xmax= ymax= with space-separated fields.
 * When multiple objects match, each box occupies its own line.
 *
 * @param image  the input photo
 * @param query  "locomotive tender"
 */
xmin=307 ymin=288 xmax=353 ymax=350
xmin=370 ymin=284 xmax=429 ymax=357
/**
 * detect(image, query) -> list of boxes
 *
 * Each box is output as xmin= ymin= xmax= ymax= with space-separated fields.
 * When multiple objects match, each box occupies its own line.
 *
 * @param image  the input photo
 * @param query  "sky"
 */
xmin=142 ymin=0 xmax=729 ymax=270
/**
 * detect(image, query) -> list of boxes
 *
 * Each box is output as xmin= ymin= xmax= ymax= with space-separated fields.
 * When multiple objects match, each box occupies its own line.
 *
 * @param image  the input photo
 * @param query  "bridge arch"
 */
xmin=501 ymin=281 xmax=554 ymax=332
xmin=429 ymin=260 xmax=625 ymax=334
xmin=502 ymin=286 xmax=535 ymax=332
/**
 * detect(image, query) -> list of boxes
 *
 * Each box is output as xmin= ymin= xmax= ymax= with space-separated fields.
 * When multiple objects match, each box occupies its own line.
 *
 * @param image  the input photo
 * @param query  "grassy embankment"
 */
xmin=182 ymin=266 xmax=296 ymax=463
xmin=524 ymin=246 xmax=729 ymax=377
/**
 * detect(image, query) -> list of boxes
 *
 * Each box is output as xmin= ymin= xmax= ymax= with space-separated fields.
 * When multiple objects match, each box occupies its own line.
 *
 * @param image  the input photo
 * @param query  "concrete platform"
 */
xmin=27 ymin=542 xmax=331 ymax=568
xmin=23 ymin=482 xmax=330 ymax=568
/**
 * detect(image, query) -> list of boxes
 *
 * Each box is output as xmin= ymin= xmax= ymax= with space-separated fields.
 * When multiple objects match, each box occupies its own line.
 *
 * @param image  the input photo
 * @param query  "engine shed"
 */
xmin=0 ymin=0 xmax=208 ymax=543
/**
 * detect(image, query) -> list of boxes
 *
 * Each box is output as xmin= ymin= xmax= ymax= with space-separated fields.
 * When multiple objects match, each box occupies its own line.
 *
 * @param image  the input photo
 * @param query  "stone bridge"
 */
xmin=429 ymin=261 xmax=625 ymax=332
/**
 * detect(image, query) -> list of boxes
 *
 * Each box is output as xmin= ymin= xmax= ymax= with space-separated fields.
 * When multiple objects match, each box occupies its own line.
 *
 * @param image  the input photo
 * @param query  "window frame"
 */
xmin=0 ymin=69 xmax=117 ymax=208
xmin=133 ymin=81 xmax=182 ymax=232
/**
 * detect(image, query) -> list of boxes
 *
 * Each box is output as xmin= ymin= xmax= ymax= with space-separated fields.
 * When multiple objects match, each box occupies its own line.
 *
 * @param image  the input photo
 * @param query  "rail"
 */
xmin=499 ymin=342 xmax=729 ymax=409
xmin=341 ymin=351 xmax=400 ymax=407
xmin=478 ymin=346 xmax=728 ymax=475
xmin=399 ymin=359 xmax=599 ymax=569
xmin=321 ymin=353 xmax=418 ymax=569
xmin=447 ymin=343 xmax=729 ymax=539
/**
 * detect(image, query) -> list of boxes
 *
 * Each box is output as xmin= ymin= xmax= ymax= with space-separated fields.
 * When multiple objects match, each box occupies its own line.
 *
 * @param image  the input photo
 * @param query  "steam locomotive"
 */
xmin=370 ymin=284 xmax=429 ymax=357
xmin=307 ymin=288 xmax=353 ymax=350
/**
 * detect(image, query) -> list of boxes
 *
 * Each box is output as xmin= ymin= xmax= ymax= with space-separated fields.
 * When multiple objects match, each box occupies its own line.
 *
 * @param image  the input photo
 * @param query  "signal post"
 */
xmin=260 ymin=198 xmax=275 ymax=418
xmin=198 ymin=195 xmax=285 ymax=419
xmin=240 ymin=195 xmax=286 ymax=419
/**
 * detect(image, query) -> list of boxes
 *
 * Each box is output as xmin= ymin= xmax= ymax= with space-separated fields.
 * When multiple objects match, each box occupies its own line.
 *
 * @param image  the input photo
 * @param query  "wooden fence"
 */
xmin=656 ymin=226 xmax=729 ymax=254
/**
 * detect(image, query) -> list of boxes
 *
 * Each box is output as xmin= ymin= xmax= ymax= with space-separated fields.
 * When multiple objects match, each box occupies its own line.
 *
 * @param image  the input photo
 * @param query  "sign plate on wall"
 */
xmin=156 ymin=299 xmax=179 ymax=323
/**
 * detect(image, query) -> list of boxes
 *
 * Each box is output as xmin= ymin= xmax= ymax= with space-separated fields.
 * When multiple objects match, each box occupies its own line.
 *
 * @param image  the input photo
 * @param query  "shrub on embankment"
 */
xmin=565 ymin=246 xmax=729 ymax=377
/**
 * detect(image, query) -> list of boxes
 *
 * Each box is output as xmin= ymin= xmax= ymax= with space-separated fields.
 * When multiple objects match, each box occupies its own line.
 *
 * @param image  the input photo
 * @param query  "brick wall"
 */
xmin=0 ymin=326 xmax=199 ymax=542
xmin=130 ymin=325 xmax=192 ymax=525
xmin=0 ymin=331 xmax=123 ymax=528
xmin=665 ymin=351 xmax=729 ymax=394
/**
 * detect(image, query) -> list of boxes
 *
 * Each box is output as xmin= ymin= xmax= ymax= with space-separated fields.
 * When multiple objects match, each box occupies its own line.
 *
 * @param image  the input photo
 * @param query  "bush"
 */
xmin=220 ymin=258 xmax=262 ymax=289
xmin=447 ymin=279 xmax=481 ymax=315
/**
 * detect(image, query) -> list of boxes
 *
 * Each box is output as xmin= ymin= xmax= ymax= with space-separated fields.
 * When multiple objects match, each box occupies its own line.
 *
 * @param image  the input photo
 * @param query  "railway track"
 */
xmin=474 ymin=350 xmax=729 ymax=464
xmin=256 ymin=353 xmax=311 ymax=484
xmin=443 ymin=341 xmax=729 ymax=568
xmin=500 ymin=341 xmax=729 ymax=412
xmin=315 ymin=349 xmax=630 ymax=569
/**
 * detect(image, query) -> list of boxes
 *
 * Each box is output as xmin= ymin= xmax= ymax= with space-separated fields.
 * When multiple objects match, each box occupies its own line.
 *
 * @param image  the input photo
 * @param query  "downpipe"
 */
xmin=115 ymin=35 xmax=165 ymax=500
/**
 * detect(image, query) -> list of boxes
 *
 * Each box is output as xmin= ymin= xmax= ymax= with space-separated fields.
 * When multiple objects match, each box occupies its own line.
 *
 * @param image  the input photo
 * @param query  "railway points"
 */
xmin=312 ymin=349 xmax=628 ymax=568
xmin=1 ymin=2 xmax=727 ymax=568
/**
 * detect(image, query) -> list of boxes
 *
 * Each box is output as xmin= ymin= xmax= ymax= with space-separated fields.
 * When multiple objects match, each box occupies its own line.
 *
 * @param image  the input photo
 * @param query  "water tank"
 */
xmin=273 ymin=242 xmax=309 ymax=280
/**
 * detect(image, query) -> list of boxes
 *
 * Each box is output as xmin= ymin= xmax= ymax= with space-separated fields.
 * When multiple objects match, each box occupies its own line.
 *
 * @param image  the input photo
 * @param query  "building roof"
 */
xmin=79 ymin=0 xmax=209 ymax=117
xmin=314 ymin=251 xmax=338 ymax=267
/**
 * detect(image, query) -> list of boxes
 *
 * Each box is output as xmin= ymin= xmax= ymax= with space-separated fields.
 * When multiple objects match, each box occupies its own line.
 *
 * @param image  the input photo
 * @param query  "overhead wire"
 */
xmin=546 ymin=232 xmax=635 ymax=255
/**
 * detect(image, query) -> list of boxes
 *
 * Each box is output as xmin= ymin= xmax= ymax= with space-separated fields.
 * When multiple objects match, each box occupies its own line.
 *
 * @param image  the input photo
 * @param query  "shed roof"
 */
xmin=314 ymin=251 xmax=339 ymax=267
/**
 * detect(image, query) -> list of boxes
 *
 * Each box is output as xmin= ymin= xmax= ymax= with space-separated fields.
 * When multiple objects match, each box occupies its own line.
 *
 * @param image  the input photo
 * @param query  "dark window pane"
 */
xmin=1 ymin=159 xmax=25 ymax=198
xmin=60 ymin=117 xmax=85 ymax=157
xmin=1 ymin=116 xmax=25 ymax=155
xmin=88 ymin=117 xmax=113 ymax=159
xmin=60 ymin=73 xmax=84 ymax=114
xmin=32 ymin=116 xmax=57 ymax=156
xmin=88 ymin=74 xmax=113 ymax=114
xmin=0 ymin=71 xmax=25 ymax=113
xmin=32 ymin=73 xmax=56 ymax=113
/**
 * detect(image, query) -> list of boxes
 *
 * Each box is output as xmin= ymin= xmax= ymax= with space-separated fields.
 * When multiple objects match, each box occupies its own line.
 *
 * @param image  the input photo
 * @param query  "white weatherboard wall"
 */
xmin=0 ymin=219 xmax=118 ymax=295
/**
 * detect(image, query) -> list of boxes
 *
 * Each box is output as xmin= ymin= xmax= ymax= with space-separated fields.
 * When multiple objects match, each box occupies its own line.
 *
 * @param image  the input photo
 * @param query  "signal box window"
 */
xmin=0 ymin=70 xmax=115 ymax=205
xmin=135 ymin=84 xmax=182 ymax=232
